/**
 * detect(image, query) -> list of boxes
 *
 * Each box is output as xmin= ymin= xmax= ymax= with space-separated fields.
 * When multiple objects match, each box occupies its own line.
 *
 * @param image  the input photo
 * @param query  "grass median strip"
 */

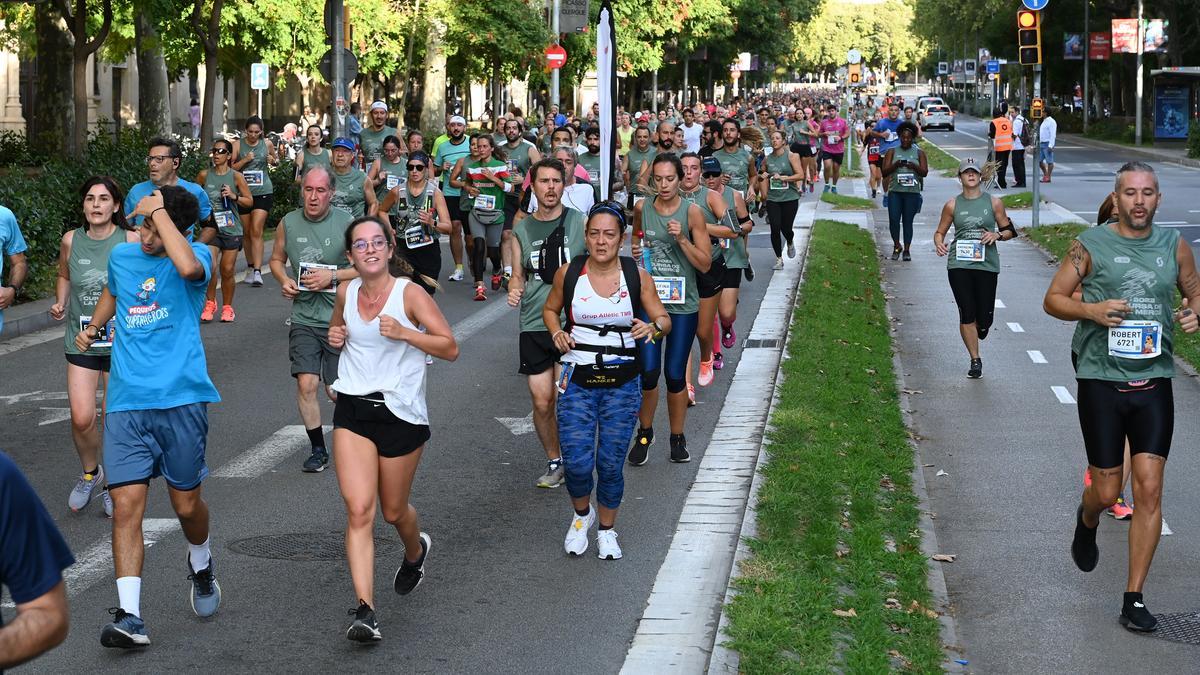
xmin=918 ymin=138 xmax=960 ymax=177
xmin=724 ymin=220 xmax=942 ymax=672
xmin=820 ymin=192 xmax=876 ymax=210
xmin=1001 ymin=191 xmax=1034 ymax=210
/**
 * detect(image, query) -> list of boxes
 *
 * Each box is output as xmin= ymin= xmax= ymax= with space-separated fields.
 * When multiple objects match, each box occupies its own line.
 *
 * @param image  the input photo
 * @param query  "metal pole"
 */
xmin=257 ymin=89 xmax=263 ymax=118
xmin=1083 ymin=0 xmax=1090 ymax=133
xmin=1032 ymin=65 xmax=1042 ymax=228
xmin=652 ymin=70 xmax=658 ymax=113
xmin=551 ymin=0 xmax=560 ymax=110
xmin=682 ymin=57 xmax=689 ymax=108
xmin=1134 ymin=0 xmax=1144 ymax=145
xmin=332 ymin=0 xmax=345 ymax=138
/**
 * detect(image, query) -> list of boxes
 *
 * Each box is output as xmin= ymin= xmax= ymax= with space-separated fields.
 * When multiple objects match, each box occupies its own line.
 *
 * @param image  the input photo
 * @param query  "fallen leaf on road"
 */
xmin=923 ymin=463 xmax=934 ymax=467
xmin=832 ymin=608 xmax=858 ymax=618
xmin=884 ymin=598 xmax=902 ymax=610
xmin=902 ymin=389 xmax=923 ymax=395
xmin=935 ymin=469 xmax=949 ymax=477
xmin=879 ymin=475 xmax=895 ymax=490
xmin=931 ymin=553 xmax=957 ymax=562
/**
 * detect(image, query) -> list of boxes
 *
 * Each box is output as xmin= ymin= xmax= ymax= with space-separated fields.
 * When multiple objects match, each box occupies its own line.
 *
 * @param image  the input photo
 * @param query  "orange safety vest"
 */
xmin=992 ymin=117 xmax=1013 ymax=152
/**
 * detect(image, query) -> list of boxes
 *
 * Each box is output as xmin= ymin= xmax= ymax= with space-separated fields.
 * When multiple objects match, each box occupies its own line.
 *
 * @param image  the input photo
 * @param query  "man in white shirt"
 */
xmin=1008 ymin=106 xmax=1028 ymax=188
xmin=680 ymin=108 xmax=703 ymax=153
xmin=1039 ymin=110 xmax=1057 ymax=183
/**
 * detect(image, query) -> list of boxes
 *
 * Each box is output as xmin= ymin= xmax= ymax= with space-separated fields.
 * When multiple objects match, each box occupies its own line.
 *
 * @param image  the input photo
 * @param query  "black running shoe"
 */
xmin=891 ymin=244 xmax=902 ymax=260
xmin=669 ymin=433 xmax=691 ymax=463
xmin=967 ymin=358 xmax=983 ymax=379
xmin=628 ymin=427 xmax=653 ymax=466
xmin=346 ymin=601 xmax=382 ymax=642
xmin=1120 ymin=592 xmax=1158 ymax=632
xmin=902 ymin=250 xmax=912 ymax=262
xmin=1071 ymin=504 xmax=1099 ymax=572
xmin=302 ymin=449 xmax=329 ymax=473
xmin=393 ymin=532 xmax=431 ymax=595
xmin=744 ymin=264 xmax=754 ymax=282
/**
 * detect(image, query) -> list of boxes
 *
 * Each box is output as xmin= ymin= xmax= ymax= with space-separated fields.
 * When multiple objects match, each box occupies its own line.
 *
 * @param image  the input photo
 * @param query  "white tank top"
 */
xmin=562 ymin=266 xmax=636 ymax=366
xmin=331 ymin=277 xmax=428 ymax=425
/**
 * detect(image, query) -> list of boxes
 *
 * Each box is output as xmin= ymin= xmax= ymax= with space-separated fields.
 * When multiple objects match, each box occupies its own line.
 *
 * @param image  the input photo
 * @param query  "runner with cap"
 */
xmin=329 ymin=137 xmax=377 ymax=219
xmin=434 ymin=115 xmax=472 ymax=281
xmin=359 ymin=101 xmax=399 ymax=170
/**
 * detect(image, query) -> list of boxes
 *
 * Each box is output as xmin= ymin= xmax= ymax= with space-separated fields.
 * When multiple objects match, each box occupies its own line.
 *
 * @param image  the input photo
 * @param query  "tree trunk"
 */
xmin=31 ymin=7 xmax=73 ymax=157
xmin=191 ymin=0 xmax=226 ymax=149
xmin=65 ymin=0 xmax=112 ymax=158
xmin=419 ymin=16 xmax=448 ymax=137
xmin=135 ymin=13 xmax=172 ymax=136
xmin=491 ymin=57 xmax=502 ymax=131
xmin=397 ymin=0 xmax=421 ymax=128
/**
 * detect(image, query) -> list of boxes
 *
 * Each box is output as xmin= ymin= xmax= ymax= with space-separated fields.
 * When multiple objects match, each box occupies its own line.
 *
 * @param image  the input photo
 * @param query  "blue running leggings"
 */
xmin=637 ymin=310 xmax=699 ymax=393
xmin=556 ymin=377 xmax=643 ymax=508
xmin=887 ymin=191 xmax=922 ymax=247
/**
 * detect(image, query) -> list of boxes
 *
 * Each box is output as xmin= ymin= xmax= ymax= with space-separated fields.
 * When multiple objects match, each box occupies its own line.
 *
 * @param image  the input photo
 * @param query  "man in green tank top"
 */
xmin=1043 ymin=161 xmax=1200 ymax=633
xmin=328 ymin=137 xmax=377 ymax=218
xmin=624 ymin=127 xmax=657 ymax=200
xmin=358 ymin=101 xmax=399 ymax=168
xmin=268 ymin=166 xmax=358 ymax=473
xmin=576 ymin=127 xmax=603 ymax=201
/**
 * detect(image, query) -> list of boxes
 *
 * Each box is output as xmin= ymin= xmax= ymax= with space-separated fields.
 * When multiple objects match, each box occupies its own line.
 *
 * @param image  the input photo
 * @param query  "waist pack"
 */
xmin=570 ymin=361 xmax=640 ymax=388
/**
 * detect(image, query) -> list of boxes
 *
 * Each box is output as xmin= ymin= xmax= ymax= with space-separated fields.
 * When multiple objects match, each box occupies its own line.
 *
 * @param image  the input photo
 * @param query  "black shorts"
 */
xmin=395 ymin=242 xmax=442 ymax=295
xmin=698 ymin=255 xmax=727 ymax=299
xmin=333 ymin=393 xmax=430 ymax=458
xmin=1076 ymin=378 xmax=1173 ymax=468
xmin=446 ymin=198 xmax=466 ymax=224
xmin=947 ymin=268 xmax=998 ymax=330
xmin=519 ymin=330 xmax=561 ymax=375
xmin=792 ymin=142 xmax=813 ymax=158
xmin=820 ymin=151 xmax=844 ymax=165
xmin=503 ymin=196 xmax=520 ymax=232
xmin=721 ymin=267 xmax=743 ymax=289
xmin=212 ymin=233 xmax=243 ymax=251
xmin=238 ymin=193 xmax=274 ymax=215
xmin=66 ymin=352 xmax=110 ymax=372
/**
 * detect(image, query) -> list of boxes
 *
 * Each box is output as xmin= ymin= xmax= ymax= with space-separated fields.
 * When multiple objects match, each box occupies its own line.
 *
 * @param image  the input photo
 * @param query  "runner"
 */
xmin=698 ymin=119 xmax=723 ymax=158
xmin=378 ymin=151 xmax=452 ymax=295
xmin=329 ymin=137 xmax=377 ymax=219
xmin=702 ymin=159 xmax=753 ymax=359
xmin=932 ymin=158 xmax=1015 ymax=378
xmin=194 ymin=139 xmax=253 ymax=323
xmin=616 ymin=112 xmax=634 ymax=158
xmin=232 ymin=116 xmax=277 ymax=287
xmin=457 ymin=135 xmax=511 ymax=301
xmin=654 ymin=120 xmax=676 ymax=153
xmin=0 ymin=201 xmax=27 ymax=336
xmin=499 ymin=120 xmax=541 ymax=283
xmin=624 ymin=127 xmax=657 ymax=206
xmin=1044 ymin=161 xmax=1200 ymax=632
xmin=629 ymin=154 xmax=711 ymax=464
xmin=679 ymin=153 xmax=733 ymax=394
xmin=368 ymin=136 xmax=408 ymax=218
xmin=359 ymin=101 xmax=400 ymax=169
xmin=714 ymin=120 xmax=757 ymax=205
xmin=759 ymin=130 xmax=803 ymax=270
xmin=818 ymin=104 xmax=849 ymax=194
xmin=880 ymin=122 xmax=927 ymax=261
xmin=294 ymin=124 xmax=332 ymax=182
xmin=269 ymin=166 xmax=358 ymax=472
xmin=507 ymin=157 xmax=588 ymax=488
xmin=75 ymin=185 xmax=223 ymax=647
xmin=124 ymin=138 xmax=212 ymax=232
xmin=790 ymin=108 xmax=818 ymax=194
xmin=434 ymin=115 xmax=472 ymax=281
xmin=542 ymin=201 xmax=671 ymax=558
xmin=49 ymin=176 xmax=138 ymax=517
xmin=328 ymin=216 xmax=458 ymax=642
xmin=870 ymin=104 xmax=903 ymax=208
xmin=863 ymin=112 xmax=884 ymax=198
xmin=575 ymin=127 xmax=603 ymax=201
xmin=680 ymin=108 xmax=702 ymax=153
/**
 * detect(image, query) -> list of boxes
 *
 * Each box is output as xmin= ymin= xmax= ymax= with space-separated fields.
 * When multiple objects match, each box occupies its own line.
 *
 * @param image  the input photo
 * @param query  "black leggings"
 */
xmin=471 ymin=238 xmax=502 ymax=284
xmin=1076 ymin=378 xmax=1173 ymax=468
xmin=946 ymin=268 xmax=998 ymax=328
xmin=765 ymin=199 xmax=799 ymax=258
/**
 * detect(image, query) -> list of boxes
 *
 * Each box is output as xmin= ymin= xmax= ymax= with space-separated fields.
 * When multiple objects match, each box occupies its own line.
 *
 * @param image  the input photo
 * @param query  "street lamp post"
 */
xmin=1082 ymin=0 xmax=1089 ymax=133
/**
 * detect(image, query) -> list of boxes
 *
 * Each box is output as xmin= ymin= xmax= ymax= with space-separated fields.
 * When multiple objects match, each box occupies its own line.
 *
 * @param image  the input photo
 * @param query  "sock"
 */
xmin=116 ymin=576 xmax=142 ymax=617
xmin=598 ymin=523 xmax=613 ymax=531
xmin=189 ymin=537 xmax=212 ymax=572
xmin=574 ymin=506 xmax=591 ymax=518
xmin=306 ymin=426 xmax=325 ymax=451
xmin=547 ymin=457 xmax=562 ymax=469
xmin=455 ymin=263 xmax=463 ymax=271
xmin=83 ymin=466 xmax=99 ymax=478
xmin=503 ymin=265 xmax=512 ymax=276
xmin=1123 ymin=592 xmax=1143 ymax=607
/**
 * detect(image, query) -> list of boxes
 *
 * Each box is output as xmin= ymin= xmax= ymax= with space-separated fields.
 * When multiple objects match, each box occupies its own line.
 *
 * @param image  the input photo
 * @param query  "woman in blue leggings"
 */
xmin=629 ymin=154 xmax=712 ymax=465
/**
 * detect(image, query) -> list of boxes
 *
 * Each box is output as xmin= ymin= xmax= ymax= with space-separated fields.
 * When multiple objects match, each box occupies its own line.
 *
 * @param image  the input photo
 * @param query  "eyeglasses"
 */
xmin=351 ymin=236 xmax=390 ymax=253
xmin=211 ymin=148 xmax=230 ymax=155
xmin=406 ymin=163 xmax=426 ymax=171
xmin=146 ymin=155 xmax=176 ymax=164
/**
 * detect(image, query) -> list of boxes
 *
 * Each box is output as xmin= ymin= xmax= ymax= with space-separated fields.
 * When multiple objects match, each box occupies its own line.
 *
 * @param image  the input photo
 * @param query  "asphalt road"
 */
xmin=0 ymin=227 xmax=784 ymax=673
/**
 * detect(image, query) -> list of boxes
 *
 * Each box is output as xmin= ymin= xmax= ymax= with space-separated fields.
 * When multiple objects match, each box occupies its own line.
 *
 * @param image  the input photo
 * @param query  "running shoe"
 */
xmin=596 ymin=530 xmax=623 ymax=560
xmin=787 ymin=242 xmax=796 ymax=258
xmin=448 ymin=266 xmax=464 ymax=281
xmin=100 ymin=608 xmax=149 ymax=648
xmin=536 ymin=459 xmax=565 ymax=488
xmin=393 ymin=532 xmax=431 ymax=595
xmin=346 ymin=601 xmax=382 ymax=642
xmin=831 ymin=186 xmax=838 ymax=194
xmin=302 ymin=449 xmax=329 ymax=473
xmin=882 ymin=194 xmax=890 ymax=209
xmin=1120 ymin=592 xmax=1158 ymax=632
xmin=69 ymin=465 xmax=105 ymax=512
xmin=687 ymin=384 xmax=696 ymax=407
xmin=871 ymin=188 xmax=878 ymax=198
xmin=967 ymin=358 xmax=983 ymax=379
xmin=670 ymin=433 xmax=691 ymax=463
xmin=698 ymin=359 xmax=714 ymax=387
xmin=491 ymin=273 xmax=502 ymax=291
xmin=220 ymin=305 xmax=236 ymax=322
xmin=1083 ymin=467 xmax=1092 ymax=488
xmin=564 ymin=509 xmax=595 ymax=556
xmin=102 ymin=489 xmax=113 ymax=518
xmin=1071 ymin=504 xmax=1099 ymax=572
xmin=250 ymin=269 xmax=264 ymax=287
xmin=628 ymin=428 xmax=653 ymax=466
xmin=772 ymin=257 xmax=784 ymax=271
xmin=474 ymin=286 xmax=487 ymax=301
xmin=1108 ymin=494 xmax=1133 ymax=520
xmin=187 ymin=557 xmax=222 ymax=617
xmin=713 ymin=352 xmax=724 ymax=371
xmin=200 ymin=300 xmax=217 ymax=323
xmin=822 ymin=184 xmax=830 ymax=193
xmin=744 ymin=264 xmax=754 ymax=282
xmin=721 ymin=325 xmax=736 ymax=349
xmin=902 ymin=251 xmax=912 ymax=262
xmin=891 ymin=244 xmax=902 ymax=261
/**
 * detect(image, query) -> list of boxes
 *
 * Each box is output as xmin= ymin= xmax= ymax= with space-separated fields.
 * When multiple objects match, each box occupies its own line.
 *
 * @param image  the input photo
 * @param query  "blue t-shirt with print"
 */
xmin=0 ymin=205 xmax=28 ymax=335
xmin=124 ymin=179 xmax=213 ymax=228
xmin=874 ymin=117 xmax=904 ymax=153
xmin=105 ymin=241 xmax=221 ymax=413
xmin=0 ymin=451 xmax=75 ymax=623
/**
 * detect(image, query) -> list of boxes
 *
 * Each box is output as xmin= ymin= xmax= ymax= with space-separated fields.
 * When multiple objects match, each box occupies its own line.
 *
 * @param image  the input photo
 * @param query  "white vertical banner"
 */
xmin=597 ymin=0 xmax=616 ymax=201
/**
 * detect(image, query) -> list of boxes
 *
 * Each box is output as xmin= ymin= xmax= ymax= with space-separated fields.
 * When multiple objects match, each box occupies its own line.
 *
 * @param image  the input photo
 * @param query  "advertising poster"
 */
xmin=1064 ymin=33 xmax=1083 ymax=60
xmin=1154 ymin=85 xmax=1189 ymax=140
xmin=1089 ymin=32 xmax=1111 ymax=60
xmin=1112 ymin=19 xmax=1138 ymax=54
xmin=1143 ymin=19 xmax=1168 ymax=53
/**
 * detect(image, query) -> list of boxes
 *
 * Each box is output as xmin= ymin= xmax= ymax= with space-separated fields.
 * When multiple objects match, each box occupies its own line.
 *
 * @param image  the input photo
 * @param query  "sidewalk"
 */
xmin=874 ymin=170 xmax=1200 ymax=670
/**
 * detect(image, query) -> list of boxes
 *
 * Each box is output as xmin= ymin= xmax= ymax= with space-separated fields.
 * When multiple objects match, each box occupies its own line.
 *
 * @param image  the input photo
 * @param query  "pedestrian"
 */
xmin=932 ymin=158 xmax=1015 ymax=378
xmin=188 ymin=98 xmax=201 ymax=139
xmin=232 ymin=116 xmax=277 ymax=287
xmin=541 ymin=201 xmax=671 ymax=559
xmin=1009 ymin=106 xmax=1029 ymax=188
xmin=1043 ymin=161 xmax=1200 ymax=632
xmin=1039 ymin=109 xmax=1057 ymax=183
xmin=0 ymin=451 xmax=75 ymax=668
xmin=759 ymin=129 xmax=803 ymax=270
xmin=196 ymin=138 xmax=253 ymax=322
xmin=377 ymin=151 xmax=452 ymax=294
xmin=987 ymin=106 xmax=1013 ymax=190
xmin=328 ymin=215 xmax=458 ymax=642
xmin=76 ymin=184 xmax=224 ymax=648
xmin=0 ymin=201 xmax=27 ymax=336
xmin=881 ymin=121 xmax=928 ymax=261
xmin=49 ymin=176 xmax=138 ymax=516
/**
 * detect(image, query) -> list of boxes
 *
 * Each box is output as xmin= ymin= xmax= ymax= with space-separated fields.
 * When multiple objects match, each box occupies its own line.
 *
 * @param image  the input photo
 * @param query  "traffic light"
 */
xmin=849 ymin=62 xmax=861 ymax=84
xmin=1017 ymin=9 xmax=1042 ymax=65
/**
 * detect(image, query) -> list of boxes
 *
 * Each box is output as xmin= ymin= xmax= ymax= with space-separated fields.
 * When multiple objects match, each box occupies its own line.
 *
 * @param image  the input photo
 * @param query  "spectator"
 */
xmin=0 ymin=203 xmax=28 ymax=336
xmin=188 ymin=99 xmax=201 ymax=139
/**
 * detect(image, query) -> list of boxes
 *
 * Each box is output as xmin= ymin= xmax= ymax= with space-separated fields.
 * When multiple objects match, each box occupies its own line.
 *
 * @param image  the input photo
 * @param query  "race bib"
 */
xmin=297 ymin=261 xmax=338 ymax=294
xmin=386 ymin=174 xmax=403 ymax=191
xmin=886 ymin=131 xmax=898 ymax=142
xmin=720 ymin=238 xmax=731 ymax=250
xmin=1108 ymin=321 xmax=1162 ymax=360
xmin=955 ymin=240 xmax=985 ymax=262
xmin=507 ymin=159 xmax=519 ymax=174
xmin=587 ymin=170 xmax=600 ymax=184
xmin=244 ymin=170 xmax=264 ymax=187
xmin=529 ymin=249 xmax=541 ymax=270
xmin=215 ymin=210 xmax=237 ymax=233
xmin=896 ymin=173 xmax=918 ymax=188
xmin=79 ymin=315 xmax=115 ymax=348
xmin=827 ymin=134 xmax=839 ymax=144
xmin=769 ymin=177 xmax=785 ymax=191
xmin=404 ymin=224 xmax=434 ymax=249
xmin=474 ymin=194 xmax=496 ymax=210
xmin=654 ymin=276 xmax=686 ymax=305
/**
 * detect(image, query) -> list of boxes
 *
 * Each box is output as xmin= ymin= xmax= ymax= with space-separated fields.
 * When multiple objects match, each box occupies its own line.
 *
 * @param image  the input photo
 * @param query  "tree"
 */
xmin=134 ymin=13 xmax=173 ymax=136
xmin=53 ymin=0 xmax=114 ymax=156
xmin=446 ymin=0 xmax=548 ymax=127
xmin=419 ymin=0 xmax=449 ymax=136
xmin=190 ymin=0 xmax=226 ymax=148
xmin=31 ymin=6 xmax=73 ymax=156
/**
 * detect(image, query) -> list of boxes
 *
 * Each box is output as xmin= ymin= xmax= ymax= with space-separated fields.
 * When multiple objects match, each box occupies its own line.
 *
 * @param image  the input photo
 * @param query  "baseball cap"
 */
xmin=957 ymin=157 xmax=982 ymax=175
xmin=331 ymin=137 xmax=356 ymax=152
xmin=701 ymin=157 xmax=722 ymax=175
xmin=369 ymin=100 xmax=387 ymax=112
xmin=448 ymin=115 xmax=466 ymax=125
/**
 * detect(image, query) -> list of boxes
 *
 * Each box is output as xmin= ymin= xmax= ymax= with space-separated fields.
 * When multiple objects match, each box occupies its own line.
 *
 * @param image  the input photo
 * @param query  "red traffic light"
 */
xmin=1017 ymin=9 xmax=1038 ymax=29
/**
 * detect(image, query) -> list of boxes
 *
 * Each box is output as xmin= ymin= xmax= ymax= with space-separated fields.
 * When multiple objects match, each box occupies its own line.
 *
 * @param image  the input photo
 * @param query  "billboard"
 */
xmin=1144 ymin=19 xmax=1168 ymax=53
xmin=1112 ymin=19 xmax=1138 ymax=54
xmin=1089 ymin=32 xmax=1111 ymax=60
xmin=1154 ymin=85 xmax=1189 ymax=140
xmin=1064 ymin=33 xmax=1083 ymax=60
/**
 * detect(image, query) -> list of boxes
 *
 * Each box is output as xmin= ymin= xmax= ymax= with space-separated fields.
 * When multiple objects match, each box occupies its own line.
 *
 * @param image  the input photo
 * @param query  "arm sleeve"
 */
xmin=0 ymin=453 xmax=75 ymax=604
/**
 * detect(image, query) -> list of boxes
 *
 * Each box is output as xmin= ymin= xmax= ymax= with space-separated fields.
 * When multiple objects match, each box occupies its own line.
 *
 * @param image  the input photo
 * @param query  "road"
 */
xmin=0 ymin=226 xmax=787 ymax=673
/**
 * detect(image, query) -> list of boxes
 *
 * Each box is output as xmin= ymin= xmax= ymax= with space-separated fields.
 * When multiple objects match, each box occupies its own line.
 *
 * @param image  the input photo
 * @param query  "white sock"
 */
xmin=189 ymin=537 xmax=212 ymax=572
xmin=116 ymin=576 xmax=141 ymax=617
xmin=503 ymin=265 xmax=512 ymax=276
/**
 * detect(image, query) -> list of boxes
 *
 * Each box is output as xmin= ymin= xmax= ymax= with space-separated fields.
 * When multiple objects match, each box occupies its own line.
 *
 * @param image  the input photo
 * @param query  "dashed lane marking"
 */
xmin=1027 ymin=350 xmax=1047 ymax=364
xmin=1052 ymin=386 xmax=1076 ymax=404
xmin=211 ymin=425 xmax=332 ymax=479
xmin=994 ymin=299 xmax=1006 ymax=309
xmin=1007 ymin=322 xmax=1024 ymax=333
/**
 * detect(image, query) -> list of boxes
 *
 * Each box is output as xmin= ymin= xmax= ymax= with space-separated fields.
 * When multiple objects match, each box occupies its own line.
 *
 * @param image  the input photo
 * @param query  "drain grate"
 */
xmin=228 ymin=532 xmax=402 ymax=561
xmin=1148 ymin=612 xmax=1200 ymax=645
xmin=743 ymin=338 xmax=781 ymax=349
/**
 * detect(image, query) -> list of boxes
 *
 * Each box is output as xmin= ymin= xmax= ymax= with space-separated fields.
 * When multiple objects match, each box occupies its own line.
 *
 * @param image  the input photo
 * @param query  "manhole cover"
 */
xmin=744 ymin=338 xmax=780 ymax=349
xmin=1149 ymin=612 xmax=1200 ymax=645
xmin=228 ymin=532 xmax=402 ymax=561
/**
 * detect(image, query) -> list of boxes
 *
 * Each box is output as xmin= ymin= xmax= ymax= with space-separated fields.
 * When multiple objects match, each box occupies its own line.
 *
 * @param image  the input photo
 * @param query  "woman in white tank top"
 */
xmin=326 ymin=216 xmax=458 ymax=642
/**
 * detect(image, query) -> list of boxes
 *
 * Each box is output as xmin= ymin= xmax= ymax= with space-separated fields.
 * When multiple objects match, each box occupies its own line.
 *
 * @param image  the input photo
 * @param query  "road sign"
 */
xmin=250 ymin=63 xmax=269 ymax=90
xmin=318 ymin=48 xmax=358 ymax=84
xmin=986 ymin=59 xmax=1000 ymax=74
xmin=545 ymin=44 xmax=567 ymax=70
xmin=1021 ymin=0 xmax=1048 ymax=9
xmin=847 ymin=49 xmax=862 ymax=64
xmin=937 ymin=61 xmax=949 ymax=75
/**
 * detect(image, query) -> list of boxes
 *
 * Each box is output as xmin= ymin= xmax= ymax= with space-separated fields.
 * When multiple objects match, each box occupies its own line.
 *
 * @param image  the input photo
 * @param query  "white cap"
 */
xmin=369 ymin=100 xmax=387 ymax=112
xmin=449 ymin=115 xmax=466 ymax=125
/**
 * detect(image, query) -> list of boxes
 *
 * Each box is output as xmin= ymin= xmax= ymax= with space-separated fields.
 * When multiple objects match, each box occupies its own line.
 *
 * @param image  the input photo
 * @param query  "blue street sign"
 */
xmin=1021 ymin=0 xmax=1048 ymax=10
xmin=250 ymin=63 xmax=269 ymax=91
xmin=986 ymin=60 xmax=1000 ymax=74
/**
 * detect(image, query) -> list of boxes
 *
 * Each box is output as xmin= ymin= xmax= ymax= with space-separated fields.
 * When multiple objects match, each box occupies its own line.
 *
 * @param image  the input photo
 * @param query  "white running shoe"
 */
xmin=564 ymin=509 xmax=596 ymax=556
xmin=69 ymin=466 xmax=105 ymax=511
xmin=447 ymin=267 xmax=464 ymax=281
xmin=772 ymin=257 xmax=785 ymax=270
xmin=596 ymin=530 xmax=623 ymax=560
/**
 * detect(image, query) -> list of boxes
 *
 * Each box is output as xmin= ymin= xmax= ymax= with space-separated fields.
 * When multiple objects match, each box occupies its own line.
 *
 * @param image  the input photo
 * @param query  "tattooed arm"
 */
xmin=1044 ymin=238 xmax=1129 ymax=326
xmin=1175 ymin=238 xmax=1200 ymax=333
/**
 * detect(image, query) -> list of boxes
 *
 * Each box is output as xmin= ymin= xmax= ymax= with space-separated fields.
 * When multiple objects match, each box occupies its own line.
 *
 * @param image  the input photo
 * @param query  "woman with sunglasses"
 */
xmin=542 ymin=201 xmax=670 ymax=559
xmin=702 ymin=160 xmax=753 ymax=368
xmin=629 ymin=154 xmax=711 ymax=465
xmin=327 ymin=216 xmax=458 ymax=642
xmin=196 ymin=139 xmax=254 ymax=322
xmin=378 ymin=151 xmax=453 ymax=294
xmin=232 ymin=115 xmax=278 ymax=287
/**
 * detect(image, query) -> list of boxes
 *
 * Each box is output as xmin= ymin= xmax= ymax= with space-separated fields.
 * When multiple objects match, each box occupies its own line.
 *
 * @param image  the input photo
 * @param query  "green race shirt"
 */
xmin=764 ymin=150 xmax=798 ymax=202
xmin=330 ymin=167 xmax=369 ymax=218
xmin=625 ymin=146 xmax=657 ymax=195
xmin=502 ymin=139 xmax=536 ymax=181
xmin=642 ymin=197 xmax=699 ymax=314
xmin=359 ymin=125 xmax=398 ymax=165
xmin=681 ymin=186 xmax=725 ymax=263
xmin=240 ymin=139 xmax=273 ymax=196
xmin=299 ymin=147 xmax=331 ymax=176
xmin=514 ymin=208 xmax=586 ymax=331
xmin=202 ymin=169 xmax=244 ymax=237
xmin=281 ymin=207 xmax=353 ymax=327
xmin=576 ymin=152 xmax=602 ymax=200
xmin=375 ymin=156 xmax=408 ymax=212
xmin=719 ymin=185 xmax=749 ymax=269
xmin=889 ymin=144 xmax=922 ymax=193
xmin=714 ymin=146 xmax=752 ymax=193
xmin=64 ymin=226 xmax=125 ymax=355
xmin=946 ymin=193 xmax=999 ymax=273
xmin=393 ymin=181 xmax=441 ymax=248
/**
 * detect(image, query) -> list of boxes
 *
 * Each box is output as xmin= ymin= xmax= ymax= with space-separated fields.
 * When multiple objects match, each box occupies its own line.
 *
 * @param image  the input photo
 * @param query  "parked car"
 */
xmin=919 ymin=104 xmax=955 ymax=131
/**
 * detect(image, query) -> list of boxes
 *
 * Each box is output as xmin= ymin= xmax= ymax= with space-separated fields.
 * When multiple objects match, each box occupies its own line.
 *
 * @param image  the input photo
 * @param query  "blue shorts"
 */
xmin=104 ymin=403 xmax=210 ymax=490
xmin=1039 ymin=143 xmax=1054 ymax=164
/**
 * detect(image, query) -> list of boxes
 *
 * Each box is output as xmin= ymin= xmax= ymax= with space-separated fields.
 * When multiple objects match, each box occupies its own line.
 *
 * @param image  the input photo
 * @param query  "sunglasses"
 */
xmin=211 ymin=148 xmax=230 ymax=155
xmin=702 ymin=172 xmax=721 ymax=179
xmin=406 ymin=163 xmax=426 ymax=171
xmin=351 ymin=236 xmax=390 ymax=253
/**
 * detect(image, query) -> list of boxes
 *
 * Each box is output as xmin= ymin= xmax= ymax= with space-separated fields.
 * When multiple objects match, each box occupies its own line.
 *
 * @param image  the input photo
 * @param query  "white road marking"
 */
xmin=1007 ymin=322 xmax=1024 ymax=333
xmin=496 ymin=411 xmax=535 ymax=435
xmin=1052 ymin=386 xmax=1076 ymax=404
xmin=1027 ymin=350 xmax=1047 ymax=364
xmin=0 ymin=390 xmax=69 ymax=405
xmin=452 ymin=297 xmax=514 ymax=343
xmin=994 ymin=299 xmax=1006 ymax=309
xmin=1161 ymin=519 xmax=1173 ymax=536
xmin=1189 ymin=210 xmax=1200 ymax=214
xmin=953 ymin=128 xmax=989 ymax=144
xmin=211 ymin=425 xmax=332 ymax=478
xmin=38 ymin=407 xmax=73 ymax=426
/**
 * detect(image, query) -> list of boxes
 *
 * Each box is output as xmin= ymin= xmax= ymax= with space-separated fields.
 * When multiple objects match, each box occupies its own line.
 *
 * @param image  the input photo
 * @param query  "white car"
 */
xmin=919 ymin=104 xmax=955 ymax=131
xmin=916 ymin=96 xmax=946 ymax=114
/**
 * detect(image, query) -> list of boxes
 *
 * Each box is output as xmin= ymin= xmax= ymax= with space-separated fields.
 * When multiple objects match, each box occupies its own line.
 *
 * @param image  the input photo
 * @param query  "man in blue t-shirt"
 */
xmin=0 ymin=451 xmax=74 ymax=670
xmin=76 ymin=184 xmax=223 ymax=649
xmin=124 ymin=137 xmax=213 ymax=241
xmin=869 ymin=104 xmax=904 ymax=207
xmin=0 ymin=205 xmax=27 ymax=336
